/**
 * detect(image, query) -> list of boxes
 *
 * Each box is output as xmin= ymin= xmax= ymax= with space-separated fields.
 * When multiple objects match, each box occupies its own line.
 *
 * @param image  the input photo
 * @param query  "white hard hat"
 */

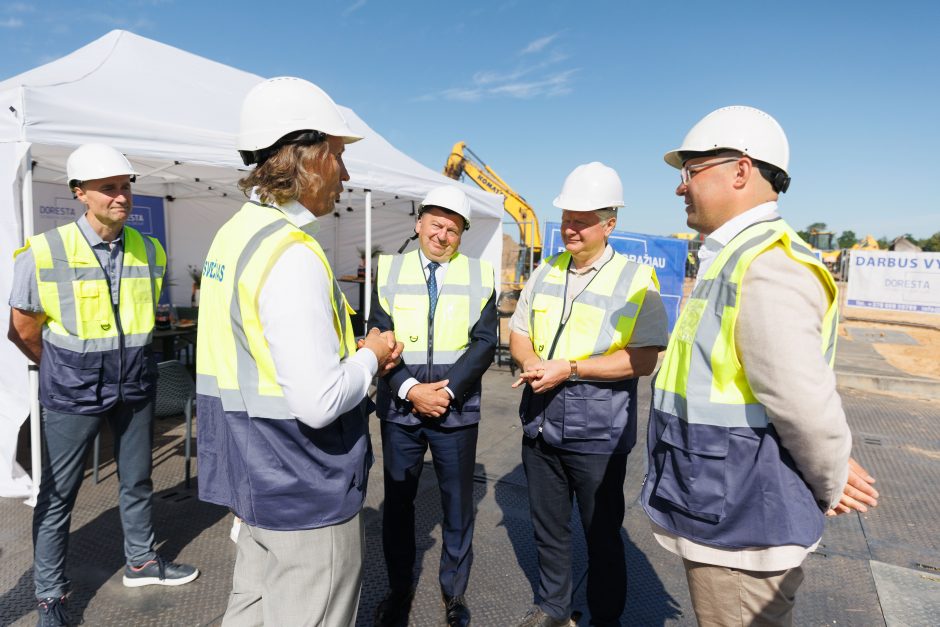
xmin=420 ymin=185 xmax=471 ymax=229
xmin=66 ymin=144 xmax=138 ymax=187
xmin=664 ymin=105 xmax=790 ymax=175
xmin=238 ymin=77 xmax=362 ymax=165
xmin=552 ymin=162 xmax=624 ymax=212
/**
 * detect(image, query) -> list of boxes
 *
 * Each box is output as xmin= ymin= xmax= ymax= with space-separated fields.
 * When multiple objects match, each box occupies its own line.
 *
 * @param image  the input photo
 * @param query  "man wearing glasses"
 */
xmin=642 ymin=106 xmax=879 ymax=626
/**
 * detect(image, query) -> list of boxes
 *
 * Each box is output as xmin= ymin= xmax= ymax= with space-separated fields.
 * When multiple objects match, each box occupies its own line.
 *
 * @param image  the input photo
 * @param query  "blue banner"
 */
xmin=544 ymin=223 xmax=688 ymax=331
xmin=126 ymin=194 xmax=167 ymax=250
xmin=126 ymin=194 xmax=168 ymax=302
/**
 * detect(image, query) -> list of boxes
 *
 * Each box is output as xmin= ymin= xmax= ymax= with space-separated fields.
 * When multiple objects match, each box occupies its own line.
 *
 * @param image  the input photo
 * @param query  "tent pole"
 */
xmin=21 ymin=149 xmax=41 ymax=507
xmin=364 ymin=189 xmax=372 ymax=334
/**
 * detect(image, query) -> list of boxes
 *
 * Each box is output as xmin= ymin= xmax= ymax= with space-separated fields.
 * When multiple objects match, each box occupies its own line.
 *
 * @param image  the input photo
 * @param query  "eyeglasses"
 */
xmin=680 ymin=157 xmax=740 ymax=185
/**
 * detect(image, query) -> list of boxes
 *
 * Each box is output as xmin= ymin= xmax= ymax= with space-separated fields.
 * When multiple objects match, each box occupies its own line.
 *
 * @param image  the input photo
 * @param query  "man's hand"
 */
xmin=359 ymin=328 xmax=403 ymax=374
xmin=826 ymin=457 xmax=879 ymax=516
xmin=407 ymin=380 xmax=451 ymax=418
xmin=511 ymin=358 xmax=570 ymax=394
xmin=8 ymin=308 xmax=45 ymax=364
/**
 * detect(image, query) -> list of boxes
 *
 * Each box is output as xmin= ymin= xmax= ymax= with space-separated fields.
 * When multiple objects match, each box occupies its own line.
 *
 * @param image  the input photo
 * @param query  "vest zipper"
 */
xmin=535 ymin=270 xmax=572 ymax=433
xmin=114 ymin=302 xmax=125 ymax=402
xmin=113 ymin=240 xmax=126 ymax=402
xmin=81 ymin=227 xmax=126 ymax=402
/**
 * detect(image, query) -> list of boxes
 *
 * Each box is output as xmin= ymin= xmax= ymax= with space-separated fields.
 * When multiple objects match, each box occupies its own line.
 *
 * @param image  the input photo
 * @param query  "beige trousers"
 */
xmin=683 ymin=559 xmax=805 ymax=627
xmin=222 ymin=513 xmax=364 ymax=627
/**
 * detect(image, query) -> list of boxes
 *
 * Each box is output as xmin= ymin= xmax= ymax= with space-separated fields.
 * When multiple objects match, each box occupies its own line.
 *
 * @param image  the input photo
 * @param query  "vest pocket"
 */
xmin=561 ymin=382 xmax=612 ymax=440
xmin=48 ymin=350 xmax=103 ymax=405
xmin=651 ymin=410 xmax=729 ymax=523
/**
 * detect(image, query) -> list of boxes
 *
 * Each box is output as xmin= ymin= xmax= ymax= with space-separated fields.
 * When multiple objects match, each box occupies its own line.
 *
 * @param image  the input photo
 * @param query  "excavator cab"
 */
xmin=807 ymin=230 xmax=838 ymax=252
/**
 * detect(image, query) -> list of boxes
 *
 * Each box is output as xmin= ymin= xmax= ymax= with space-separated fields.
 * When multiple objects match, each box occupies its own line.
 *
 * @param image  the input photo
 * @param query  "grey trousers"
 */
xmin=683 ymin=558 xmax=805 ymax=627
xmin=223 ymin=513 xmax=364 ymax=627
xmin=33 ymin=402 xmax=157 ymax=599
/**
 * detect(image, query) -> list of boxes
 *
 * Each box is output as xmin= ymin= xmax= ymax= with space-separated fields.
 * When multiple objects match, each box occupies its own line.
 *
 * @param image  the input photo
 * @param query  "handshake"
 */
xmin=357 ymin=327 xmax=404 ymax=374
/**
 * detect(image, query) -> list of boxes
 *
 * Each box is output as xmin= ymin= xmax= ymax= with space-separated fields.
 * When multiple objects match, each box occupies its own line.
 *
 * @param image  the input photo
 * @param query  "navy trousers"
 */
xmin=32 ymin=401 xmax=157 ymax=599
xmin=380 ymin=420 xmax=478 ymax=597
xmin=522 ymin=435 xmax=628 ymax=627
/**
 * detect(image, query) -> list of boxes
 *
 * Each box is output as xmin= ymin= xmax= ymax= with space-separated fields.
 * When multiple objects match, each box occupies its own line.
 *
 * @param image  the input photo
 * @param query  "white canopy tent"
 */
xmin=0 ymin=30 xmax=504 ymax=498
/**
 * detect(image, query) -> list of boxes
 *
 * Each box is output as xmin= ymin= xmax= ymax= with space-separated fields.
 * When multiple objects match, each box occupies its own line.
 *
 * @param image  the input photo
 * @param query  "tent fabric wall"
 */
xmin=0 ymin=143 xmax=31 ymax=497
xmin=0 ymin=30 xmax=504 ymax=496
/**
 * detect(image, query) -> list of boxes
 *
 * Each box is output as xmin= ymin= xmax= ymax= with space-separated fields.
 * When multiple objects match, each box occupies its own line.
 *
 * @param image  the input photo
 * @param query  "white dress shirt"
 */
xmin=256 ymin=196 xmax=378 ymax=429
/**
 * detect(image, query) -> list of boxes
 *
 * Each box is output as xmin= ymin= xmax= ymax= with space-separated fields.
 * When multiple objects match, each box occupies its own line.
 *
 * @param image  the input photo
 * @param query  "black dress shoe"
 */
xmin=374 ymin=587 xmax=415 ymax=627
xmin=443 ymin=593 xmax=471 ymax=627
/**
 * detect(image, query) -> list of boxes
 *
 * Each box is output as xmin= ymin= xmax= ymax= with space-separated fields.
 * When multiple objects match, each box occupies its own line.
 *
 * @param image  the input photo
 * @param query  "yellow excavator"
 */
xmin=807 ymin=230 xmax=881 ymax=276
xmin=853 ymin=235 xmax=881 ymax=251
xmin=444 ymin=141 xmax=541 ymax=282
xmin=807 ymin=229 xmax=841 ymax=271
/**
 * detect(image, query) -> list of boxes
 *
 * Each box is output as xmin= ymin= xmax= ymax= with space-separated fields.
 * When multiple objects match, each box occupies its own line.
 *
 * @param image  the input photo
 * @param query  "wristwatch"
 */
xmin=568 ymin=360 xmax=579 ymax=382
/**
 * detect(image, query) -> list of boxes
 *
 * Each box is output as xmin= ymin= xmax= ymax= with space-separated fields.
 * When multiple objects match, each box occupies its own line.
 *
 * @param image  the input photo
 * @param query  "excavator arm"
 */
xmin=444 ymin=141 xmax=542 ymax=254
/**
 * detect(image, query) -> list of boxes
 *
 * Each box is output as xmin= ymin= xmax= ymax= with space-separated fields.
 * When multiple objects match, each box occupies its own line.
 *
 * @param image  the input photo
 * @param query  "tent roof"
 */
xmin=0 ymin=29 xmax=503 ymax=220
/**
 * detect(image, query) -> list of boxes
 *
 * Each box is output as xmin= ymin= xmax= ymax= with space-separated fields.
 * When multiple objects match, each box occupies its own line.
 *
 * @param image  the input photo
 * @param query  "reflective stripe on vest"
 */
xmin=24 ymin=223 xmax=165 ymax=352
xmin=196 ymin=202 xmax=356 ymax=420
xmin=527 ymin=251 xmax=657 ymax=360
xmin=653 ymin=219 xmax=838 ymax=427
xmin=376 ymin=250 xmax=494 ymax=364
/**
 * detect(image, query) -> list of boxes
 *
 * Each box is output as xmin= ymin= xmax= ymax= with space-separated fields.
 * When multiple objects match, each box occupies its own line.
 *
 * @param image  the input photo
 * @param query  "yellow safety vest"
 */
xmin=527 ymin=250 xmax=657 ymax=361
xmin=643 ymin=217 xmax=838 ymax=548
xmin=376 ymin=250 xmax=494 ymax=365
xmin=21 ymin=222 xmax=165 ymax=352
xmin=196 ymin=202 xmax=356 ymax=419
xmin=654 ymin=219 xmax=837 ymax=425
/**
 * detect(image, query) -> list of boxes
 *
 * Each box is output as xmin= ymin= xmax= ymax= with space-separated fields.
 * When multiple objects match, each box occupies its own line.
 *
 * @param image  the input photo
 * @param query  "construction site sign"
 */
xmin=846 ymin=250 xmax=940 ymax=314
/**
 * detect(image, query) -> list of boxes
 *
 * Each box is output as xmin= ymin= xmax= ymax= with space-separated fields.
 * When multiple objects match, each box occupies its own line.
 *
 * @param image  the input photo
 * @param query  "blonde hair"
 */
xmin=238 ymin=141 xmax=333 ymax=206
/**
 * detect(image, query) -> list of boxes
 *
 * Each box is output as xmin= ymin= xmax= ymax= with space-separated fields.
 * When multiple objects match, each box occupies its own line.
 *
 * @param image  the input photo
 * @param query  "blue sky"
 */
xmin=2 ymin=1 xmax=938 ymax=241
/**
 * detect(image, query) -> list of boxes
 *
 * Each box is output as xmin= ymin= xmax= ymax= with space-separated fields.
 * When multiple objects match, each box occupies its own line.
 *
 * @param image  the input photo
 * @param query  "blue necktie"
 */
xmin=427 ymin=261 xmax=440 ymax=316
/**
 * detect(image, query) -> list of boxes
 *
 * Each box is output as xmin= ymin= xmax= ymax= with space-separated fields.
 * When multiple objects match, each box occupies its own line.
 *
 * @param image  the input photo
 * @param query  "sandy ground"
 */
xmin=841 ymin=306 xmax=940 ymax=380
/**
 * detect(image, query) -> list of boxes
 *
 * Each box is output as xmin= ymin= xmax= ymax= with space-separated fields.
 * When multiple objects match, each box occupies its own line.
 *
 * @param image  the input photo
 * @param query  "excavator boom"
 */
xmin=444 ymin=141 xmax=542 ymax=253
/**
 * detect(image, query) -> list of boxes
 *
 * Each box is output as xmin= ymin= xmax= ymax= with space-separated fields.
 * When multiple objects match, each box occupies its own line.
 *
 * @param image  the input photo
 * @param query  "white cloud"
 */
xmin=422 ymin=68 xmax=577 ymax=102
xmin=439 ymin=87 xmax=485 ymax=102
xmin=489 ymin=70 xmax=577 ymax=98
xmin=418 ymin=33 xmax=574 ymax=102
xmin=5 ymin=2 xmax=34 ymax=12
xmin=520 ymin=33 xmax=559 ymax=55
xmin=472 ymin=68 xmax=527 ymax=86
xmin=0 ymin=17 xmax=23 ymax=28
xmin=343 ymin=0 xmax=367 ymax=16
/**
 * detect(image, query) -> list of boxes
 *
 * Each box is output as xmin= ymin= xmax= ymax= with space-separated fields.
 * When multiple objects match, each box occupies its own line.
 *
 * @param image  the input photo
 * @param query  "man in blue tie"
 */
xmin=369 ymin=185 xmax=497 ymax=627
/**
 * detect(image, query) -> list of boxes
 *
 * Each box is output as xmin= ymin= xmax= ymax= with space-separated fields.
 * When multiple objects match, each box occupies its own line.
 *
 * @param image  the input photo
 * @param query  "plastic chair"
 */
xmin=172 ymin=306 xmax=198 ymax=366
xmin=153 ymin=360 xmax=196 ymax=489
xmin=92 ymin=360 xmax=196 ymax=488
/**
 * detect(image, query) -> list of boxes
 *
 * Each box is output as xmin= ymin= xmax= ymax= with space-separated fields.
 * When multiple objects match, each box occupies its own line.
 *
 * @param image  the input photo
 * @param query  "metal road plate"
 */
xmin=870 ymin=560 xmax=940 ymax=626
xmin=846 ymin=326 xmax=919 ymax=345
